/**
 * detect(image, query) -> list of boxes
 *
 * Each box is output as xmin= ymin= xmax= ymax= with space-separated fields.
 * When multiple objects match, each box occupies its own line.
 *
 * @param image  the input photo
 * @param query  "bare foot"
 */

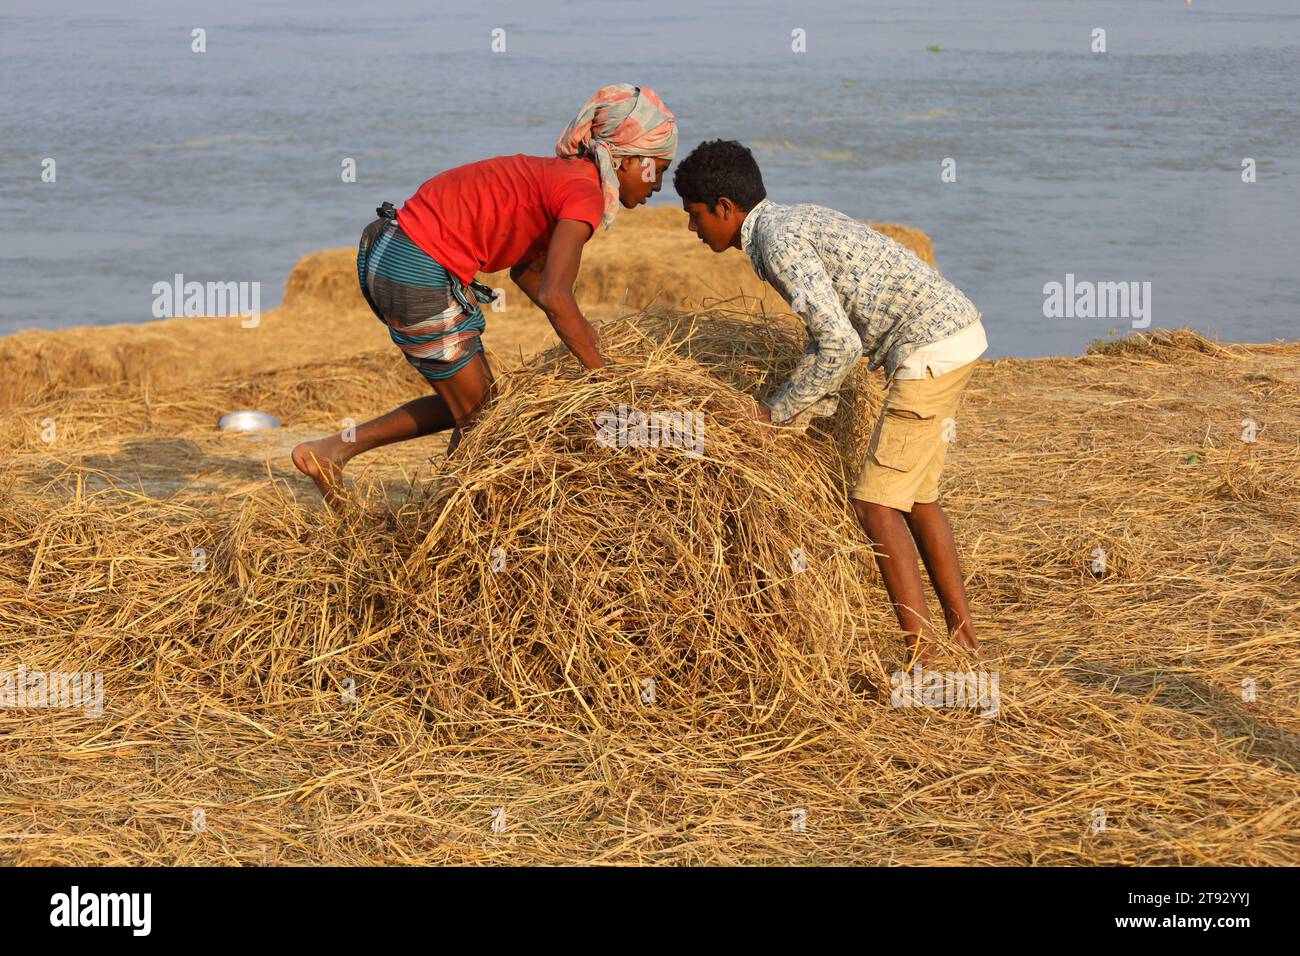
xmin=903 ymin=634 xmax=938 ymax=667
xmin=954 ymin=630 xmax=985 ymax=661
xmin=292 ymin=437 xmax=349 ymax=504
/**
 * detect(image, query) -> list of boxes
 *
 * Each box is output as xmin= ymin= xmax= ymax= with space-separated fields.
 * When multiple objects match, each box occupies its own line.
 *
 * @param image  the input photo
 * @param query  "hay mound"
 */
xmin=0 ymin=329 xmax=191 ymax=409
xmin=283 ymin=248 xmax=367 ymax=310
xmin=349 ymin=315 xmax=884 ymax=730
xmin=1086 ymin=327 xmax=1246 ymax=361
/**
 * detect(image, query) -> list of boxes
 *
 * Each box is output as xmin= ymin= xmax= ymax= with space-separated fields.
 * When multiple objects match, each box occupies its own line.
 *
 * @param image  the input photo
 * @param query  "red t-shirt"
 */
xmin=395 ymin=154 xmax=605 ymax=284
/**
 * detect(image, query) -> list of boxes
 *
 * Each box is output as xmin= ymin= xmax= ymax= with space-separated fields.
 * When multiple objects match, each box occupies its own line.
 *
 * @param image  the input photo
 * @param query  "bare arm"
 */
xmin=509 ymin=219 xmax=604 ymax=370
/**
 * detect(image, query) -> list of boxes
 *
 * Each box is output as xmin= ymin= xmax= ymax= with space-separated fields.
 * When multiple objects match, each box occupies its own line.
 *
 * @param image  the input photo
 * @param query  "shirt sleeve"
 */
xmin=761 ymin=235 xmax=863 ymax=425
xmin=548 ymin=173 xmax=604 ymax=234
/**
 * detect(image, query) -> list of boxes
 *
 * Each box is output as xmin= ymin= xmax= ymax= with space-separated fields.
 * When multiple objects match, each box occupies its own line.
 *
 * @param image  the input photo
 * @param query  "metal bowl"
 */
xmin=218 ymin=410 xmax=282 ymax=432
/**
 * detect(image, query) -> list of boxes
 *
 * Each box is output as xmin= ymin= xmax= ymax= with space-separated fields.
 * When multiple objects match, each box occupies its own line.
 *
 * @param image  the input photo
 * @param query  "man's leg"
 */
xmin=906 ymin=501 xmax=981 ymax=656
xmin=849 ymin=358 xmax=981 ymax=660
xmin=851 ymin=498 xmax=937 ymax=661
xmin=291 ymin=351 xmax=494 ymax=503
xmin=291 ymin=393 xmax=455 ymax=502
xmin=437 ymin=350 xmax=496 ymax=457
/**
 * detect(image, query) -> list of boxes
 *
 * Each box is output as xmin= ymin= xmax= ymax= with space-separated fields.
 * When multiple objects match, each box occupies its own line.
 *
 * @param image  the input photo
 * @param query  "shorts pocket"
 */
xmin=868 ymin=409 xmax=935 ymax=472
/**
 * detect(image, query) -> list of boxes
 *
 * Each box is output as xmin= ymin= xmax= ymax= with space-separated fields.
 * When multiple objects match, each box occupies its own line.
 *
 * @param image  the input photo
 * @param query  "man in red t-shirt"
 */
xmin=396 ymin=153 xmax=609 ymax=290
xmin=293 ymin=85 xmax=677 ymax=505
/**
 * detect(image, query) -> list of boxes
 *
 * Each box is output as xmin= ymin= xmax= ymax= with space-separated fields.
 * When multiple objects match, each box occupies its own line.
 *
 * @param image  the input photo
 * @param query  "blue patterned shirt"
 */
xmin=739 ymin=199 xmax=981 ymax=424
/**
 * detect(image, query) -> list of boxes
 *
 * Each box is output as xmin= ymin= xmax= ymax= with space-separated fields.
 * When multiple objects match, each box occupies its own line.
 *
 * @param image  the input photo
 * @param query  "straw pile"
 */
xmin=2 ymin=290 xmax=1298 ymax=865
xmin=345 ymin=320 xmax=886 ymax=732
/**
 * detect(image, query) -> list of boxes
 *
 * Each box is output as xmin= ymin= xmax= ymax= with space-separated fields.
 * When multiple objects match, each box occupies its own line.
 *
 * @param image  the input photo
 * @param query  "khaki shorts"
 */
xmin=851 ymin=360 xmax=977 ymax=511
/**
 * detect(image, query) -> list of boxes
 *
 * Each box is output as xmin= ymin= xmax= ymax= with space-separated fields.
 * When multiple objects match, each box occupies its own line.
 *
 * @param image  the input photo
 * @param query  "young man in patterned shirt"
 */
xmin=674 ymin=140 xmax=987 ymax=662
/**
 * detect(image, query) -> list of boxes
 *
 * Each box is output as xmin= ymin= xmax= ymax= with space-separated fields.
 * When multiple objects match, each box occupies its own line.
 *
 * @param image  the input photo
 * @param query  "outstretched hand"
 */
xmin=746 ymin=400 xmax=780 ymax=446
xmin=586 ymin=355 xmax=632 ymax=381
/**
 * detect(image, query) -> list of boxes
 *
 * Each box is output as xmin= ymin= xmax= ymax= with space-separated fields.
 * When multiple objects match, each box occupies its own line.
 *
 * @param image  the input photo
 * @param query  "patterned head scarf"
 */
xmin=555 ymin=84 xmax=677 ymax=231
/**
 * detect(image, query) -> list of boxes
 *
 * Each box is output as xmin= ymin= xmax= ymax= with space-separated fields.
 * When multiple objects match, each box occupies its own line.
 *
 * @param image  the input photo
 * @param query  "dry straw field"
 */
xmin=2 ymin=209 xmax=1297 ymax=865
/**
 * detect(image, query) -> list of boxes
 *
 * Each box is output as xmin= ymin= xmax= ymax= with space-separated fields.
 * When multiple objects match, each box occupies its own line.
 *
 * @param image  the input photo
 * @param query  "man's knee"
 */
xmin=850 ymin=496 xmax=902 ymax=526
xmin=907 ymin=499 xmax=941 ymax=518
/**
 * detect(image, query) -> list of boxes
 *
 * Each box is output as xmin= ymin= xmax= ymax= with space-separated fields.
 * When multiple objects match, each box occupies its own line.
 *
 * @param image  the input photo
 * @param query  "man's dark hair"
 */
xmin=672 ymin=139 xmax=767 ymax=211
